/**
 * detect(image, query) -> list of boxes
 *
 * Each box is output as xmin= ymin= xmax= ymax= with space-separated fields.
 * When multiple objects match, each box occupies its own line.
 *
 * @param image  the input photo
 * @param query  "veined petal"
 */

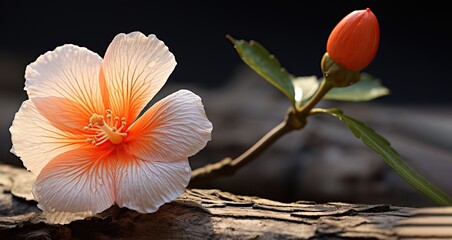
xmin=32 ymin=96 xmax=92 ymax=135
xmin=100 ymin=32 xmax=176 ymax=123
xmin=126 ymin=90 xmax=212 ymax=162
xmin=33 ymin=147 xmax=115 ymax=224
xmin=10 ymin=100 xmax=84 ymax=175
xmin=25 ymin=44 xmax=104 ymax=116
xmin=115 ymin=155 xmax=191 ymax=213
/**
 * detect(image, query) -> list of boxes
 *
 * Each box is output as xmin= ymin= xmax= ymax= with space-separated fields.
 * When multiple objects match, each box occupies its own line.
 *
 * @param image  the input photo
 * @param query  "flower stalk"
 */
xmin=192 ymin=7 xmax=452 ymax=206
xmin=191 ymin=78 xmax=333 ymax=182
xmin=191 ymin=116 xmax=295 ymax=183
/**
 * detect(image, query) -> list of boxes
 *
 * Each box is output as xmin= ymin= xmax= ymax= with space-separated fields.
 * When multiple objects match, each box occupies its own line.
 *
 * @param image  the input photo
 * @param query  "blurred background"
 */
xmin=1 ymin=1 xmax=451 ymax=207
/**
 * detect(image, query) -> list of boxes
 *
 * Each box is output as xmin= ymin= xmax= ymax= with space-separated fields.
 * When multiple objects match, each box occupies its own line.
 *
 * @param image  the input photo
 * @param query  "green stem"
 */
xmin=297 ymin=79 xmax=333 ymax=116
xmin=190 ymin=110 xmax=301 ymax=184
xmin=190 ymin=79 xmax=333 ymax=184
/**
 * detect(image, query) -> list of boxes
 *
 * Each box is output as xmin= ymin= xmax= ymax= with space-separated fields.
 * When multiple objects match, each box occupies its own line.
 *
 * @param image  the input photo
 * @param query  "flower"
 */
xmin=326 ymin=8 xmax=380 ymax=71
xmin=10 ymin=32 xmax=213 ymax=224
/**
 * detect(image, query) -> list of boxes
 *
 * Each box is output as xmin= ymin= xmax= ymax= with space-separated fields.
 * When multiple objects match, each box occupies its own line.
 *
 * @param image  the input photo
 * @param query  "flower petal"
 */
xmin=100 ymin=32 xmax=176 ymax=123
xmin=126 ymin=90 xmax=212 ymax=162
xmin=33 ymin=147 xmax=115 ymax=224
xmin=25 ymin=44 xmax=104 ymax=116
xmin=115 ymin=155 xmax=191 ymax=213
xmin=32 ymin=96 xmax=92 ymax=135
xmin=10 ymin=100 xmax=84 ymax=175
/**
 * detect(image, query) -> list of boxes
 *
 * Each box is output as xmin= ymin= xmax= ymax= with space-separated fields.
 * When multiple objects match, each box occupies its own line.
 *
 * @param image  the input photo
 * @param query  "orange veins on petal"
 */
xmin=98 ymin=67 xmax=112 ymax=113
xmin=33 ymin=97 xmax=90 ymax=138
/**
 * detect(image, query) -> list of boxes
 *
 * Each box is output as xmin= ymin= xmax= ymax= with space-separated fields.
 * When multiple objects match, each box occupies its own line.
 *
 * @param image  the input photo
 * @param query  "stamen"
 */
xmin=89 ymin=114 xmax=104 ymax=127
xmin=106 ymin=110 xmax=112 ymax=125
xmin=95 ymin=138 xmax=109 ymax=146
xmin=85 ymin=112 xmax=127 ymax=146
xmin=96 ymin=135 xmax=107 ymax=142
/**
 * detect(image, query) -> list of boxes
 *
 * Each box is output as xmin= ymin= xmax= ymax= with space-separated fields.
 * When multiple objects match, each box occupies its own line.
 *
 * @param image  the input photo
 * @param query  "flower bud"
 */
xmin=326 ymin=8 xmax=380 ymax=71
xmin=321 ymin=52 xmax=360 ymax=87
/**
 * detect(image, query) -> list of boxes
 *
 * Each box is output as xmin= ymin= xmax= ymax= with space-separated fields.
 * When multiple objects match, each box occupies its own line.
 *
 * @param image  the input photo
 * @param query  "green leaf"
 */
xmin=227 ymin=35 xmax=295 ymax=104
xmin=324 ymin=73 xmax=389 ymax=102
xmin=321 ymin=108 xmax=452 ymax=206
xmin=292 ymin=76 xmax=319 ymax=109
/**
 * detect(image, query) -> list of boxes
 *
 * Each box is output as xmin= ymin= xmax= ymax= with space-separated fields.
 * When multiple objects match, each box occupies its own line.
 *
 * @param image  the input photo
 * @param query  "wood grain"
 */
xmin=1 ymin=163 xmax=451 ymax=239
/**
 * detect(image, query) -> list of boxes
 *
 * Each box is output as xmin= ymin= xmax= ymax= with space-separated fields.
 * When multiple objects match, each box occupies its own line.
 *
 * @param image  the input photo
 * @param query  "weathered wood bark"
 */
xmin=1 ymin=164 xmax=451 ymax=239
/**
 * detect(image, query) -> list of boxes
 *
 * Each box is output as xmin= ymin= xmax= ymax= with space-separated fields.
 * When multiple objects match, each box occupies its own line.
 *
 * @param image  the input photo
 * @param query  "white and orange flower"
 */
xmin=10 ymin=32 xmax=212 ymax=224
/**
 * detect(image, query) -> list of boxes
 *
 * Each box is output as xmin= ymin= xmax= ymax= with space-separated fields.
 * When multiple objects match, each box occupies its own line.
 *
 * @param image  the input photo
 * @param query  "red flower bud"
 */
xmin=326 ymin=8 xmax=380 ymax=71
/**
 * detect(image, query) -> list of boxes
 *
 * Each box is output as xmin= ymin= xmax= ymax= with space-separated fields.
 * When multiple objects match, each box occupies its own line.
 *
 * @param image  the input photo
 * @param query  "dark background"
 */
xmin=1 ymin=1 xmax=451 ymax=206
xmin=1 ymin=0 xmax=451 ymax=104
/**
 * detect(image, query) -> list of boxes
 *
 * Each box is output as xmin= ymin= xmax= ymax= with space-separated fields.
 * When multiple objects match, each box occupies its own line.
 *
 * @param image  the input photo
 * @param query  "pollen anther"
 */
xmin=85 ymin=112 xmax=127 ymax=145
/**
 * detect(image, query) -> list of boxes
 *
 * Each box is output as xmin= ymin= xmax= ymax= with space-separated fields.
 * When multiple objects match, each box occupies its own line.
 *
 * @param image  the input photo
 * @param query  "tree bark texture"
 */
xmin=1 ymin=163 xmax=451 ymax=239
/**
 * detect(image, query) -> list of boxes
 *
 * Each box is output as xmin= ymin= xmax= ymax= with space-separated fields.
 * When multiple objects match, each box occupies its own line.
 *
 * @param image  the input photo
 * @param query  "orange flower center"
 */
xmin=83 ymin=109 xmax=127 ymax=145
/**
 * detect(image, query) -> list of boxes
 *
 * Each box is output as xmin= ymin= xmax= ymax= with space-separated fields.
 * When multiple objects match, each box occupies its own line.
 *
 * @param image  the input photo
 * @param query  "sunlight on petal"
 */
xmin=10 ymin=100 xmax=84 ymax=175
xmin=25 ymin=44 xmax=105 ymax=116
xmin=33 ymin=148 xmax=115 ymax=224
xmin=100 ymin=32 xmax=176 ymax=123
xmin=126 ymin=90 xmax=212 ymax=162
xmin=115 ymin=155 xmax=191 ymax=213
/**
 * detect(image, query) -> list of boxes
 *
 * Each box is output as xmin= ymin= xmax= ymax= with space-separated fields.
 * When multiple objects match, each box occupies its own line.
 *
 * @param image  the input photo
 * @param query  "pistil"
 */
xmin=84 ymin=110 xmax=127 ymax=145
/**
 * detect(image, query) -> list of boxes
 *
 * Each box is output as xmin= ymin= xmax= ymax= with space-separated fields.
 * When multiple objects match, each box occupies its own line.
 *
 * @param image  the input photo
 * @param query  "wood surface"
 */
xmin=1 ymin=163 xmax=451 ymax=239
